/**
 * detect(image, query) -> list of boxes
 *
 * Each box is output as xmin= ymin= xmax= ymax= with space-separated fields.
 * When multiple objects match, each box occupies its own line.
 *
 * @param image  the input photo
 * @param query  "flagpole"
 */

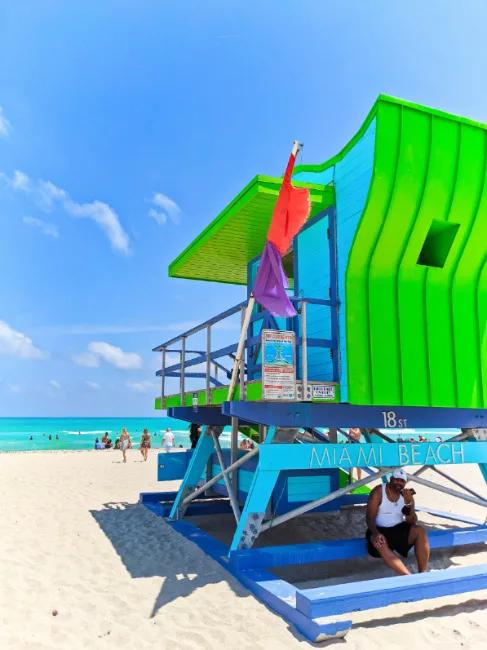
xmin=227 ymin=140 xmax=302 ymax=403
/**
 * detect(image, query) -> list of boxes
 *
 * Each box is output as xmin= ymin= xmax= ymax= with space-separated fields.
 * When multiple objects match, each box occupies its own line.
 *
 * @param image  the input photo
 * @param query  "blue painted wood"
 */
xmin=287 ymin=475 xmax=331 ymax=502
xmin=222 ymin=400 xmax=487 ymax=429
xmin=169 ymin=431 xmax=216 ymax=519
xmin=257 ymin=441 xmax=487 ymax=470
xmin=165 ymin=518 xmax=352 ymax=641
xmin=295 ymin=213 xmax=332 ymax=382
xmin=167 ymin=406 xmax=231 ymax=425
xmin=157 ymin=451 xmax=191 ymax=481
xmin=296 ymin=563 xmax=487 ymax=618
xmin=230 ymin=468 xmax=280 ymax=552
xmin=333 ymin=119 xmax=376 ymax=400
xmin=230 ymin=525 xmax=487 ymax=570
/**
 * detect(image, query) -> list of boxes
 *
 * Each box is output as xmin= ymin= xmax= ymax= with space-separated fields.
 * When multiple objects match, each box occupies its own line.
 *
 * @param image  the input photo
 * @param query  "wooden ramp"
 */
xmin=296 ymin=564 xmax=487 ymax=618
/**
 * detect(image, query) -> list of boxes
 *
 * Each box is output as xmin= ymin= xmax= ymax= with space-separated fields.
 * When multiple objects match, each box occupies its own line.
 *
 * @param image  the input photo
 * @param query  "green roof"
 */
xmin=168 ymin=175 xmax=335 ymax=285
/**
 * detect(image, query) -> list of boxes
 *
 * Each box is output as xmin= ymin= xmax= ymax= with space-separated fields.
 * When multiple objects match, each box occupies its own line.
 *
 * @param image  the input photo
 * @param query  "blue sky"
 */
xmin=1 ymin=1 xmax=487 ymax=416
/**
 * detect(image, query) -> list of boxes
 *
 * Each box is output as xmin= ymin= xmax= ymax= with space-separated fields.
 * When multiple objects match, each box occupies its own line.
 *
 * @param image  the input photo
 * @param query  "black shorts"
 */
xmin=366 ymin=522 xmax=413 ymax=558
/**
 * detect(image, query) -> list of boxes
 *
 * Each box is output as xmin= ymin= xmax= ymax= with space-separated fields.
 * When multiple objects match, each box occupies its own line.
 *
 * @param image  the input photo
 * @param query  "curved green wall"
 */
xmin=346 ymin=100 xmax=487 ymax=408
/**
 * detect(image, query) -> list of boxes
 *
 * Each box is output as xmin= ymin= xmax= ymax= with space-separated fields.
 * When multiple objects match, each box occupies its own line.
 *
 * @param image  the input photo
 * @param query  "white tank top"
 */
xmin=375 ymin=483 xmax=405 ymax=528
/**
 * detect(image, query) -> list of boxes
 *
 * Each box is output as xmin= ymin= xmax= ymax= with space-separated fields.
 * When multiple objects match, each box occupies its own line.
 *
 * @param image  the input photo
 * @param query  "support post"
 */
xmin=169 ymin=425 xmax=223 ymax=520
xmin=231 ymin=417 xmax=239 ymax=493
xmin=328 ymin=428 xmax=338 ymax=444
xmin=301 ymin=300 xmax=308 ymax=400
xmin=230 ymin=467 xmax=281 ymax=551
xmin=406 ymin=472 xmax=487 ymax=508
xmin=180 ymin=336 xmax=186 ymax=405
xmin=228 ymin=296 xmax=255 ymax=401
xmin=160 ymin=347 xmax=166 ymax=409
xmin=206 ymin=325 xmax=211 ymax=405
xmin=211 ymin=429 xmax=241 ymax=522
xmin=182 ymin=445 xmax=260 ymax=506
xmin=239 ymin=306 xmax=246 ymax=400
xmin=430 ymin=466 xmax=487 ymax=502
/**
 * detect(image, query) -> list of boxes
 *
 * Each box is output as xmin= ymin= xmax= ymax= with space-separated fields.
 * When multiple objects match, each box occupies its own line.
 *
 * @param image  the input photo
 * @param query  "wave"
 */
xmin=65 ymin=430 xmax=113 ymax=435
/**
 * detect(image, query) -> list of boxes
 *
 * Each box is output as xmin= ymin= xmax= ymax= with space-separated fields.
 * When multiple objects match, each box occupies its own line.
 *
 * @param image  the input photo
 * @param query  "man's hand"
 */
xmin=372 ymin=533 xmax=387 ymax=550
xmin=403 ymin=489 xmax=415 ymax=506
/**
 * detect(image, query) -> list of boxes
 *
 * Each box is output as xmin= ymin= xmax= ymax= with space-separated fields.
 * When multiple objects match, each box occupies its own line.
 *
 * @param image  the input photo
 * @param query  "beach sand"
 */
xmin=1 ymin=449 xmax=487 ymax=649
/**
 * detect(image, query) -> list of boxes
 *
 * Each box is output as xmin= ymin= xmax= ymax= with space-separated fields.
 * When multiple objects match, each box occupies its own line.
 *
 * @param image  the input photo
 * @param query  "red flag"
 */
xmin=252 ymin=147 xmax=311 ymax=317
xmin=266 ymin=152 xmax=310 ymax=255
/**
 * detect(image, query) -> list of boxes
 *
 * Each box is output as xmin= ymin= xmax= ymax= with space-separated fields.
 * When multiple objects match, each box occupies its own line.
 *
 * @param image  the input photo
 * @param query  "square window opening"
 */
xmin=417 ymin=220 xmax=460 ymax=269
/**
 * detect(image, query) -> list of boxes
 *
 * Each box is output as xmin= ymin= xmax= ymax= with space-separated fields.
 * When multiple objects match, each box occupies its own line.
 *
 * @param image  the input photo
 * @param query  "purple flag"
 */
xmin=252 ymin=240 xmax=296 ymax=317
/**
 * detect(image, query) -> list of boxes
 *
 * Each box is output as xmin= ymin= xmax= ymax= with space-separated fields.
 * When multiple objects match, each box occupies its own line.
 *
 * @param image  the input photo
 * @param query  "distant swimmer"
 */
xmin=29 ymin=436 xmax=33 ymax=441
xmin=48 ymin=435 xmax=52 ymax=441
xmin=56 ymin=435 xmax=59 ymax=440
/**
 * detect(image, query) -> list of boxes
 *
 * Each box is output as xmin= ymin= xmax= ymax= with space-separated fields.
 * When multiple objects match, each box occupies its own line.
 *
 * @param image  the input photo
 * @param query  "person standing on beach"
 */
xmin=139 ymin=428 xmax=151 ymax=461
xmin=119 ymin=428 xmax=131 ymax=463
xmin=189 ymin=423 xmax=202 ymax=449
xmin=162 ymin=428 xmax=175 ymax=453
xmin=366 ymin=468 xmax=429 ymax=575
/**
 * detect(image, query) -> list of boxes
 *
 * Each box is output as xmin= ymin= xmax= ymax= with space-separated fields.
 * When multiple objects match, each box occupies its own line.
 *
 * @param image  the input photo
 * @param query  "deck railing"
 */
xmin=153 ymin=295 xmax=339 ymax=407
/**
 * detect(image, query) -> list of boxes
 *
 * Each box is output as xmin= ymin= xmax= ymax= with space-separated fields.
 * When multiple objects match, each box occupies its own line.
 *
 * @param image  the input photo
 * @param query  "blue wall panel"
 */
xmin=334 ymin=118 xmax=376 ymax=401
xmin=296 ymin=215 xmax=333 ymax=381
xmin=293 ymin=120 xmax=376 ymax=397
xmin=287 ymin=475 xmax=331 ymax=502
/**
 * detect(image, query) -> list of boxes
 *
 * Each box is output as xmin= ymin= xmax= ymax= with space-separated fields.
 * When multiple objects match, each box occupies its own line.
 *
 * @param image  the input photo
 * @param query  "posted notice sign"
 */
xmin=262 ymin=330 xmax=296 ymax=401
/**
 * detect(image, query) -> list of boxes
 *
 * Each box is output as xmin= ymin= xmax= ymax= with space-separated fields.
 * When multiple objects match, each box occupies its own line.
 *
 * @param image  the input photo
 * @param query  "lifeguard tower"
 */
xmin=143 ymin=95 xmax=487 ymax=641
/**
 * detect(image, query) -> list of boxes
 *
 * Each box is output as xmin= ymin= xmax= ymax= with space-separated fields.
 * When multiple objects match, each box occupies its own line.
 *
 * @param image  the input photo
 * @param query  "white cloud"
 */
xmin=1 ymin=169 xmax=130 ymax=253
xmin=0 ymin=321 xmax=47 ymax=359
xmin=126 ymin=380 xmax=156 ymax=393
xmin=86 ymin=381 xmax=100 ymax=390
xmin=149 ymin=192 xmax=181 ymax=226
xmin=72 ymin=351 xmax=100 ymax=367
xmin=88 ymin=342 xmax=142 ymax=370
xmin=38 ymin=180 xmax=66 ymax=210
xmin=49 ymin=380 xmax=61 ymax=389
xmin=73 ymin=342 xmax=142 ymax=370
xmin=23 ymin=216 xmax=59 ymax=238
xmin=9 ymin=385 xmax=21 ymax=393
xmin=149 ymin=207 xmax=166 ymax=226
xmin=0 ymin=107 xmax=11 ymax=137
xmin=12 ymin=170 xmax=30 ymax=191
xmin=0 ymin=169 xmax=30 ymax=192
xmin=65 ymin=199 xmax=130 ymax=254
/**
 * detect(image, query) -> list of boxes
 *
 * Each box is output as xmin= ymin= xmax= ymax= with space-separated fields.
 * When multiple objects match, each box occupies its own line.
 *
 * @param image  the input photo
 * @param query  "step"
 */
xmin=230 ymin=524 xmax=487 ymax=570
xmin=296 ymin=563 xmax=487 ymax=618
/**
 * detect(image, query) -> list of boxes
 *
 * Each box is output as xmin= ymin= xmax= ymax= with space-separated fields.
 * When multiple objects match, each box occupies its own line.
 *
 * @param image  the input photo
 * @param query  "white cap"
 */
xmin=392 ymin=468 xmax=407 ymax=481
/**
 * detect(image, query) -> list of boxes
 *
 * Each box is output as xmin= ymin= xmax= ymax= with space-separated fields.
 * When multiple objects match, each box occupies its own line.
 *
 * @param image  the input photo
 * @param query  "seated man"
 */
xmin=365 ymin=468 xmax=430 ymax=575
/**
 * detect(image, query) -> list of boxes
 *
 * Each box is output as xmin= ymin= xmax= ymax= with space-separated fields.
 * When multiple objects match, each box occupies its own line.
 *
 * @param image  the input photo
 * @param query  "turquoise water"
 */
xmin=0 ymin=418 xmax=459 ymax=452
xmin=0 ymin=417 xmax=226 ymax=452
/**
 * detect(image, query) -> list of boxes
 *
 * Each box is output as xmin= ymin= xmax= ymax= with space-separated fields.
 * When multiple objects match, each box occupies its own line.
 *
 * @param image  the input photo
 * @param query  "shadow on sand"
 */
xmin=92 ymin=501 xmax=487 ymax=645
xmin=90 ymin=501 xmax=250 ymax=618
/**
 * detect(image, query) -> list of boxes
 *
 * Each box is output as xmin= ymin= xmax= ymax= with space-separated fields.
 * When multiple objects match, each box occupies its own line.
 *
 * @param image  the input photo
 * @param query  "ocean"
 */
xmin=0 ymin=417 xmax=224 ymax=452
xmin=0 ymin=418 xmax=459 ymax=452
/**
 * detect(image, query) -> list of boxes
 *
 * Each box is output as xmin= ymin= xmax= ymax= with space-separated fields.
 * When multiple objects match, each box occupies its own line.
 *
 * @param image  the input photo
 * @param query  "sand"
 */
xmin=1 ymin=449 xmax=487 ymax=649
